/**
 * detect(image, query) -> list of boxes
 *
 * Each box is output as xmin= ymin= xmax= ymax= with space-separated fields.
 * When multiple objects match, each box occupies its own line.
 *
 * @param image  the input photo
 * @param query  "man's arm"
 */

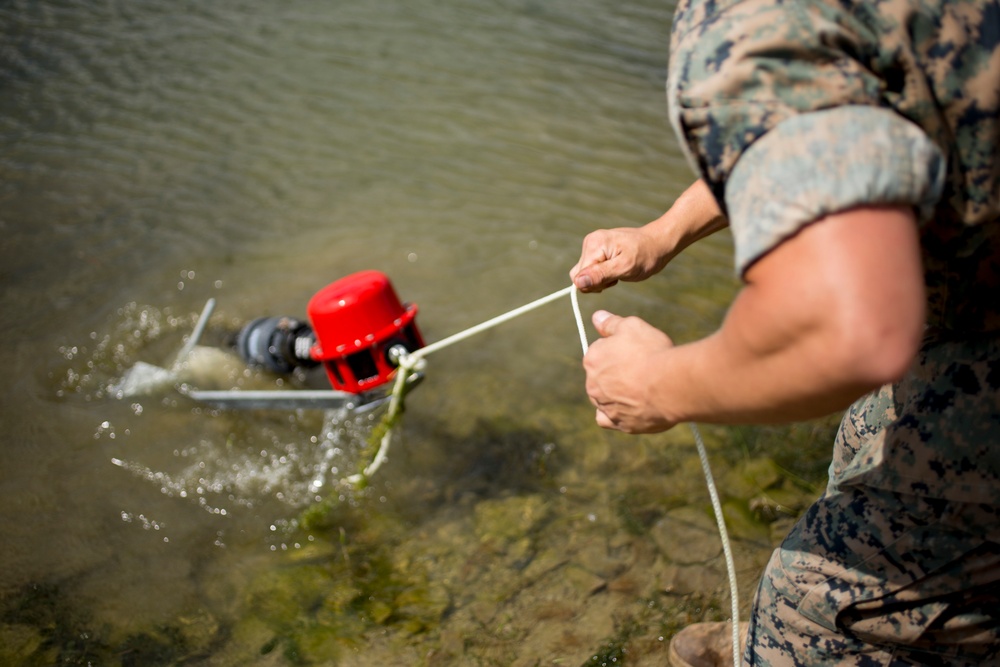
xmin=584 ymin=204 xmax=925 ymax=433
xmin=570 ymin=179 xmax=728 ymax=292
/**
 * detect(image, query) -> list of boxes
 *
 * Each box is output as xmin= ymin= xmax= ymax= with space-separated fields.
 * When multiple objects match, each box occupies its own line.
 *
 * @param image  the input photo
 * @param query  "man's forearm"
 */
xmin=653 ymin=319 xmax=885 ymax=426
xmin=647 ymin=205 xmax=926 ymax=426
xmin=645 ymin=179 xmax=728 ymax=266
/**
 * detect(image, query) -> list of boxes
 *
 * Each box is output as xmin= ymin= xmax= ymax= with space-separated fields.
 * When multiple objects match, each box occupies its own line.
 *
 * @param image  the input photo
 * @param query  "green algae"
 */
xmin=3 ymin=410 xmax=839 ymax=666
xmin=0 ymin=581 xmax=226 ymax=666
xmin=0 ymin=624 xmax=45 ymax=666
xmin=583 ymin=614 xmax=642 ymax=666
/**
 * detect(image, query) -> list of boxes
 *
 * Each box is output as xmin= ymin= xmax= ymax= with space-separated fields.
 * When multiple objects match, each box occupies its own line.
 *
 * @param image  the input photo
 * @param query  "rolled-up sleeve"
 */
xmin=667 ymin=0 xmax=946 ymax=275
xmin=726 ymin=106 xmax=945 ymax=272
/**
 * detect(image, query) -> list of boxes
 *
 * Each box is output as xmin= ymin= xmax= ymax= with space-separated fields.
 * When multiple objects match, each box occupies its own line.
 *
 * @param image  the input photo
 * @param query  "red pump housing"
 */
xmin=307 ymin=270 xmax=424 ymax=394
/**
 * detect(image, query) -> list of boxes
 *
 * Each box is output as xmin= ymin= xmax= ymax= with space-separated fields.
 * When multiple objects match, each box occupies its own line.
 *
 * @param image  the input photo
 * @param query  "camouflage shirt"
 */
xmin=667 ymin=0 xmax=1000 ymax=502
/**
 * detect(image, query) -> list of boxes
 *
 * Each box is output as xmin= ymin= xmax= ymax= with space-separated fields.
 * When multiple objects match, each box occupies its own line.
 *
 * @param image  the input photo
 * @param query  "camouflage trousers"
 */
xmin=744 ymin=484 xmax=1000 ymax=666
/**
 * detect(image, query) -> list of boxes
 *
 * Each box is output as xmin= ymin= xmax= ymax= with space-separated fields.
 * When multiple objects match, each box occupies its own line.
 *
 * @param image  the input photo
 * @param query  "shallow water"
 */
xmin=1 ymin=1 xmax=834 ymax=664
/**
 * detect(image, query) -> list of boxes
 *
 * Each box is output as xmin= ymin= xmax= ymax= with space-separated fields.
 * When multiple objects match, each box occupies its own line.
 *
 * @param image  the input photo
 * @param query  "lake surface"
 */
xmin=0 ymin=1 xmax=834 ymax=664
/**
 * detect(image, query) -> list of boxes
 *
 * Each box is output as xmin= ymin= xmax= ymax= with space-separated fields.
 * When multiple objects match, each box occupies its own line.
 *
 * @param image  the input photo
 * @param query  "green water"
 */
xmin=0 ymin=0 xmax=836 ymax=664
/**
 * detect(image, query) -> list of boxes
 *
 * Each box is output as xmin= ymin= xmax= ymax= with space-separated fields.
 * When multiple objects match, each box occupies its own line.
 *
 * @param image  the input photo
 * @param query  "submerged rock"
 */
xmin=0 ymin=624 xmax=43 ymax=664
xmin=473 ymin=493 xmax=550 ymax=552
xmin=175 ymin=607 xmax=221 ymax=654
xmin=650 ymin=507 xmax=722 ymax=565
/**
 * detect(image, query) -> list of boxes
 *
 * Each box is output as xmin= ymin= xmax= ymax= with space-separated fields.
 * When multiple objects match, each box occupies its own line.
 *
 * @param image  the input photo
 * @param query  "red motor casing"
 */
xmin=307 ymin=270 xmax=423 ymax=394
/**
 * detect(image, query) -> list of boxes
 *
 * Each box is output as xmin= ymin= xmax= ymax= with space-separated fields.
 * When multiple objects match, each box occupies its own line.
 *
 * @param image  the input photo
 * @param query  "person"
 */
xmin=570 ymin=0 xmax=1000 ymax=663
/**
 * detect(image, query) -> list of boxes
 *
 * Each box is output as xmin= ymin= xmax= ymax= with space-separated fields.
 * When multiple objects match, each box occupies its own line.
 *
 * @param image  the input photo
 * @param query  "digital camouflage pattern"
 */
xmin=666 ymin=0 xmax=1000 ymax=662
xmin=834 ymin=332 xmax=1000 ymax=504
xmin=748 ymin=485 xmax=1000 ymax=665
xmin=668 ymin=0 xmax=1000 ymax=331
xmin=722 ymin=105 xmax=946 ymax=276
xmin=668 ymin=0 xmax=1000 ymax=229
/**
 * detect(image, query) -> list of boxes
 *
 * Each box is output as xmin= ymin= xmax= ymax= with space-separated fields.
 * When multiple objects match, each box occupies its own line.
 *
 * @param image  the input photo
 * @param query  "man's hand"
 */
xmin=570 ymin=179 xmax=728 ymax=293
xmin=584 ymin=310 xmax=678 ymax=433
xmin=570 ymin=228 xmax=666 ymax=293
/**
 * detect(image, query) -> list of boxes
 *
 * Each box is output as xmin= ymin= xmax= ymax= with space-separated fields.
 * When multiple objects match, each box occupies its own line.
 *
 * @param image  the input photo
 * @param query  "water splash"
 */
xmin=111 ymin=404 xmax=389 ymax=516
xmin=65 ymin=300 xmax=387 ymax=519
xmin=56 ymin=301 xmax=211 ymax=400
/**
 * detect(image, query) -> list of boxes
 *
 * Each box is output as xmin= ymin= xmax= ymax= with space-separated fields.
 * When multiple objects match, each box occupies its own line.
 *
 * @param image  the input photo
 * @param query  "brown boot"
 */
xmin=668 ymin=621 xmax=749 ymax=667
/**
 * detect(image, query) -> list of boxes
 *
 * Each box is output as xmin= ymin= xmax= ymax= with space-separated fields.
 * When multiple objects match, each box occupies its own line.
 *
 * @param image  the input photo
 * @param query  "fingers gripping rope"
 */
xmin=345 ymin=285 xmax=741 ymax=665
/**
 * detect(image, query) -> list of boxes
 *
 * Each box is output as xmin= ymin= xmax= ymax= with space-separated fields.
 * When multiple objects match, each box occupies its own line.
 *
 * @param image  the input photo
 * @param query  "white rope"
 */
xmin=347 ymin=284 xmax=743 ymax=665
xmin=570 ymin=285 xmax=589 ymax=354
xmin=406 ymin=285 xmax=576 ymax=362
xmin=692 ymin=422 xmax=743 ymax=667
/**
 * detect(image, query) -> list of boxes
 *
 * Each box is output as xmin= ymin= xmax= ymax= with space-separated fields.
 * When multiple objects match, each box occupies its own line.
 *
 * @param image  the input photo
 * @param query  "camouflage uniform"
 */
xmin=667 ymin=0 xmax=1000 ymax=663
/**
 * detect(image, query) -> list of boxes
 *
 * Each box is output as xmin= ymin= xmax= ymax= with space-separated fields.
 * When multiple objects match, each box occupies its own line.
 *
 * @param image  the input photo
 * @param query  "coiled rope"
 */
xmin=347 ymin=284 xmax=742 ymax=666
